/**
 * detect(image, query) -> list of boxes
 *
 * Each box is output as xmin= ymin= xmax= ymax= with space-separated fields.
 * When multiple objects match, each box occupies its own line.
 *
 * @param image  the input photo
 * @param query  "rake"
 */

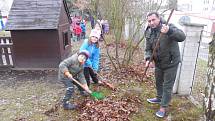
xmin=94 ymin=71 xmax=115 ymax=90
xmin=89 ymin=67 xmax=115 ymax=90
xmin=143 ymin=9 xmax=175 ymax=79
xmin=71 ymin=78 xmax=104 ymax=100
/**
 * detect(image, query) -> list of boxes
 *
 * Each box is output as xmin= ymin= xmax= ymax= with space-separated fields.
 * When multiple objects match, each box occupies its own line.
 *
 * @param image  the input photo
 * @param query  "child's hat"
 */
xmin=79 ymin=50 xmax=90 ymax=59
xmin=89 ymin=29 xmax=101 ymax=39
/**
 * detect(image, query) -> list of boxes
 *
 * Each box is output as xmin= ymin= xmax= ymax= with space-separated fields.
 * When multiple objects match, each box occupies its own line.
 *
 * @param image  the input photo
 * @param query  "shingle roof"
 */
xmin=6 ymin=0 xmax=67 ymax=30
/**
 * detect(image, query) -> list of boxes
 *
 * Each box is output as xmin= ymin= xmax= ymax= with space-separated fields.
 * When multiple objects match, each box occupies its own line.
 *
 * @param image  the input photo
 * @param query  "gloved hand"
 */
xmin=68 ymin=74 xmax=73 ymax=80
xmin=161 ymin=24 xmax=169 ymax=34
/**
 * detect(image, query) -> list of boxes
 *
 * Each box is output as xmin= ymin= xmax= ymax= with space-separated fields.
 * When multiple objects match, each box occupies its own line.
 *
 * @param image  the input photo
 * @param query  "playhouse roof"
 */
xmin=6 ymin=0 xmax=70 ymax=30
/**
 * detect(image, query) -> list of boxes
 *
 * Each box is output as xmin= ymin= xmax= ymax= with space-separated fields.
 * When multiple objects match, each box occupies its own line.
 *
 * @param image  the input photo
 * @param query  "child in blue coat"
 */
xmin=80 ymin=22 xmax=86 ymax=39
xmin=80 ymin=29 xmax=101 ymax=86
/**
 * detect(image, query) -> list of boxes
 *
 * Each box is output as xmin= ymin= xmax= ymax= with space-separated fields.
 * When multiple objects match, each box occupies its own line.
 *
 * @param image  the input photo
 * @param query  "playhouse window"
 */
xmin=63 ymin=31 xmax=69 ymax=49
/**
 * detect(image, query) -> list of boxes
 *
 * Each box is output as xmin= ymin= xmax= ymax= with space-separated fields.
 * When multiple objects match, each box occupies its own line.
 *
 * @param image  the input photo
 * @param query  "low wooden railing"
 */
xmin=0 ymin=37 xmax=13 ymax=67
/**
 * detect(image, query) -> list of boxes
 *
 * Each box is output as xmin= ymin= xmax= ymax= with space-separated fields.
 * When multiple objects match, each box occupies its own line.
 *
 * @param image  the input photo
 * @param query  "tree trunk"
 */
xmin=204 ymin=33 xmax=215 ymax=121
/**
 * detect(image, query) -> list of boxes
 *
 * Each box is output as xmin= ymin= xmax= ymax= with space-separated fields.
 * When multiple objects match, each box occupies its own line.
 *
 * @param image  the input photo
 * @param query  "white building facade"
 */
xmin=0 ymin=0 xmax=13 ymax=30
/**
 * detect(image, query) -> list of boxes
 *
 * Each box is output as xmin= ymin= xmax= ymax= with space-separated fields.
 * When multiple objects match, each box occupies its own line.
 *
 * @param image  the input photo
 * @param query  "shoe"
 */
xmin=147 ymin=98 xmax=161 ymax=104
xmin=155 ymin=108 xmax=166 ymax=118
xmin=63 ymin=102 xmax=77 ymax=110
xmin=80 ymin=91 xmax=89 ymax=97
xmin=95 ymin=81 xmax=103 ymax=86
xmin=98 ymin=81 xmax=103 ymax=84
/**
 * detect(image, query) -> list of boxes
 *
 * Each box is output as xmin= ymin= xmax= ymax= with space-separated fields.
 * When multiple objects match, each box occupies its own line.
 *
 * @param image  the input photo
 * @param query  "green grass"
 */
xmin=0 ymin=72 xmax=203 ymax=121
xmin=192 ymin=58 xmax=208 ymax=105
xmin=0 ymin=31 xmax=205 ymax=120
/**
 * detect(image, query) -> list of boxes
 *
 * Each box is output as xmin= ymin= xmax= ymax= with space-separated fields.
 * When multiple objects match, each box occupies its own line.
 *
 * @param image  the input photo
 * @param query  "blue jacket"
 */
xmin=80 ymin=39 xmax=100 ymax=71
xmin=80 ymin=23 xmax=86 ymax=32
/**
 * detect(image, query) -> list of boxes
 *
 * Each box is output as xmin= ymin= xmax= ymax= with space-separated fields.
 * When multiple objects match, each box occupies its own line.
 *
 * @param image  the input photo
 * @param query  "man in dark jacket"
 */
xmin=144 ymin=12 xmax=186 ymax=118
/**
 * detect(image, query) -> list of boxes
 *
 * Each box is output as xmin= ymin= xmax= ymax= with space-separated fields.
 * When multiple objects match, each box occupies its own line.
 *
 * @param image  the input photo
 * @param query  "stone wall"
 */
xmin=173 ymin=23 xmax=205 ymax=95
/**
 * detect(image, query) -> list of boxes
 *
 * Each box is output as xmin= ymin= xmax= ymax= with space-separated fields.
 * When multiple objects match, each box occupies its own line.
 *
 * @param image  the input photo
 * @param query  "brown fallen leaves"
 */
xmin=100 ymin=64 xmax=154 ymax=85
xmin=74 ymin=63 xmax=154 ymax=121
xmin=43 ymin=63 xmax=154 ymax=120
xmin=77 ymin=95 xmax=141 ymax=121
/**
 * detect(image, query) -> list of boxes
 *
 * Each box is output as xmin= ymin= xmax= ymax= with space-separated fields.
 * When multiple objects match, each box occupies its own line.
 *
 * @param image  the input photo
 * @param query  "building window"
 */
xmin=63 ymin=31 xmax=69 ymax=49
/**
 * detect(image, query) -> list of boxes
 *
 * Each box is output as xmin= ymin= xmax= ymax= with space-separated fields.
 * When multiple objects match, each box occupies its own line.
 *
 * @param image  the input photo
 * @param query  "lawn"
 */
xmin=192 ymin=58 xmax=208 ymax=106
xmin=0 ymin=33 xmax=204 ymax=121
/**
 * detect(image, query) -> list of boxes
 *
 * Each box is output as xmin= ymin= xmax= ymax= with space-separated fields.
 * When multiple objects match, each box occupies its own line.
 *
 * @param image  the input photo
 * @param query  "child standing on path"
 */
xmin=74 ymin=22 xmax=82 ymax=41
xmin=58 ymin=50 xmax=91 ymax=110
xmin=80 ymin=29 xmax=102 ymax=87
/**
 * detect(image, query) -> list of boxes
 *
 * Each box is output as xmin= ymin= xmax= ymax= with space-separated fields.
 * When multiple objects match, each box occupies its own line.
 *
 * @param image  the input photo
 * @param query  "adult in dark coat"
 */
xmin=89 ymin=15 xmax=95 ymax=29
xmin=144 ymin=12 xmax=186 ymax=118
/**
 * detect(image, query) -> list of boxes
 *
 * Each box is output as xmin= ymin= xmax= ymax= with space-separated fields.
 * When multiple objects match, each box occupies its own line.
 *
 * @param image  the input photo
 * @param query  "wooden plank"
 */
xmin=8 ymin=16 xmax=59 ymax=21
xmin=3 ymin=47 xmax=11 ymax=65
xmin=8 ymin=37 xmax=13 ymax=43
xmin=12 ymin=0 xmax=60 ymax=7
xmin=9 ymin=11 xmax=60 ymax=16
xmin=6 ymin=21 xmax=59 ymax=29
xmin=0 ymin=44 xmax=13 ymax=48
xmin=6 ymin=26 xmax=58 ymax=30
xmin=8 ymin=18 xmax=60 ymax=22
xmin=0 ymin=65 xmax=13 ymax=69
xmin=0 ymin=37 xmax=12 ymax=41
xmin=10 ymin=8 xmax=60 ymax=12
xmin=0 ymin=47 xmax=3 ymax=66
xmin=7 ymin=24 xmax=59 ymax=28
xmin=13 ymin=3 xmax=61 ymax=7
xmin=8 ymin=38 xmax=14 ymax=66
xmin=0 ymin=37 xmax=13 ymax=67
xmin=9 ymin=11 xmax=60 ymax=14
xmin=0 ymin=38 xmax=7 ymax=66
xmin=6 ymin=0 xmax=63 ymax=30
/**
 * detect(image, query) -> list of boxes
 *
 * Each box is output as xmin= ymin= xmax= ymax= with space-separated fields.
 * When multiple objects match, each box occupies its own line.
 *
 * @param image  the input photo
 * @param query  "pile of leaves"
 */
xmin=74 ymin=61 xmax=154 ymax=121
xmin=100 ymin=64 xmax=154 ymax=84
xmin=77 ymin=95 xmax=141 ymax=121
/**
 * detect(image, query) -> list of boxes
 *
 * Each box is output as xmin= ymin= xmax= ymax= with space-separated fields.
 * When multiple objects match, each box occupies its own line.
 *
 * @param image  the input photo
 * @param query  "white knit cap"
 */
xmin=89 ymin=29 xmax=101 ymax=39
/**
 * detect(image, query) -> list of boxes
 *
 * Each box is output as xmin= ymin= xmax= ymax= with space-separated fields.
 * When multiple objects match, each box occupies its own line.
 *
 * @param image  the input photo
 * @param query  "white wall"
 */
xmin=0 ymin=0 xmax=13 ymax=16
xmin=0 ymin=0 xmax=13 ymax=30
xmin=164 ymin=11 xmax=213 ymax=36
xmin=174 ymin=23 xmax=204 ymax=95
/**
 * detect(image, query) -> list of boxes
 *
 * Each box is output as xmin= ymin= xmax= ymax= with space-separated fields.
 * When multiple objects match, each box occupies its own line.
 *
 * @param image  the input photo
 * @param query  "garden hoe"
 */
xmin=71 ymin=78 xmax=104 ymax=100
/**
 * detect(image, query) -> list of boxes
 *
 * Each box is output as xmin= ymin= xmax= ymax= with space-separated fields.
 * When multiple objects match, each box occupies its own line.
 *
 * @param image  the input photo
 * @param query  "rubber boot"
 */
xmin=63 ymin=101 xmax=77 ymax=110
xmin=80 ymin=91 xmax=89 ymax=97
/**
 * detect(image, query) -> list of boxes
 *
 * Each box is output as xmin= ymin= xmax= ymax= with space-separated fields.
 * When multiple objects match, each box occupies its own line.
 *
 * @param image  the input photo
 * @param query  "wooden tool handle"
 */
xmin=143 ymin=9 xmax=175 ymax=78
xmin=71 ymin=78 xmax=92 ymax=94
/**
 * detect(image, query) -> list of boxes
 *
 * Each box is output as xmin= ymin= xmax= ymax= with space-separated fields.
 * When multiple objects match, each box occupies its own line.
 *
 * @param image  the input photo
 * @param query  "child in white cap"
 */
xmin=80 ymin=29 xmax=102 ymax=86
